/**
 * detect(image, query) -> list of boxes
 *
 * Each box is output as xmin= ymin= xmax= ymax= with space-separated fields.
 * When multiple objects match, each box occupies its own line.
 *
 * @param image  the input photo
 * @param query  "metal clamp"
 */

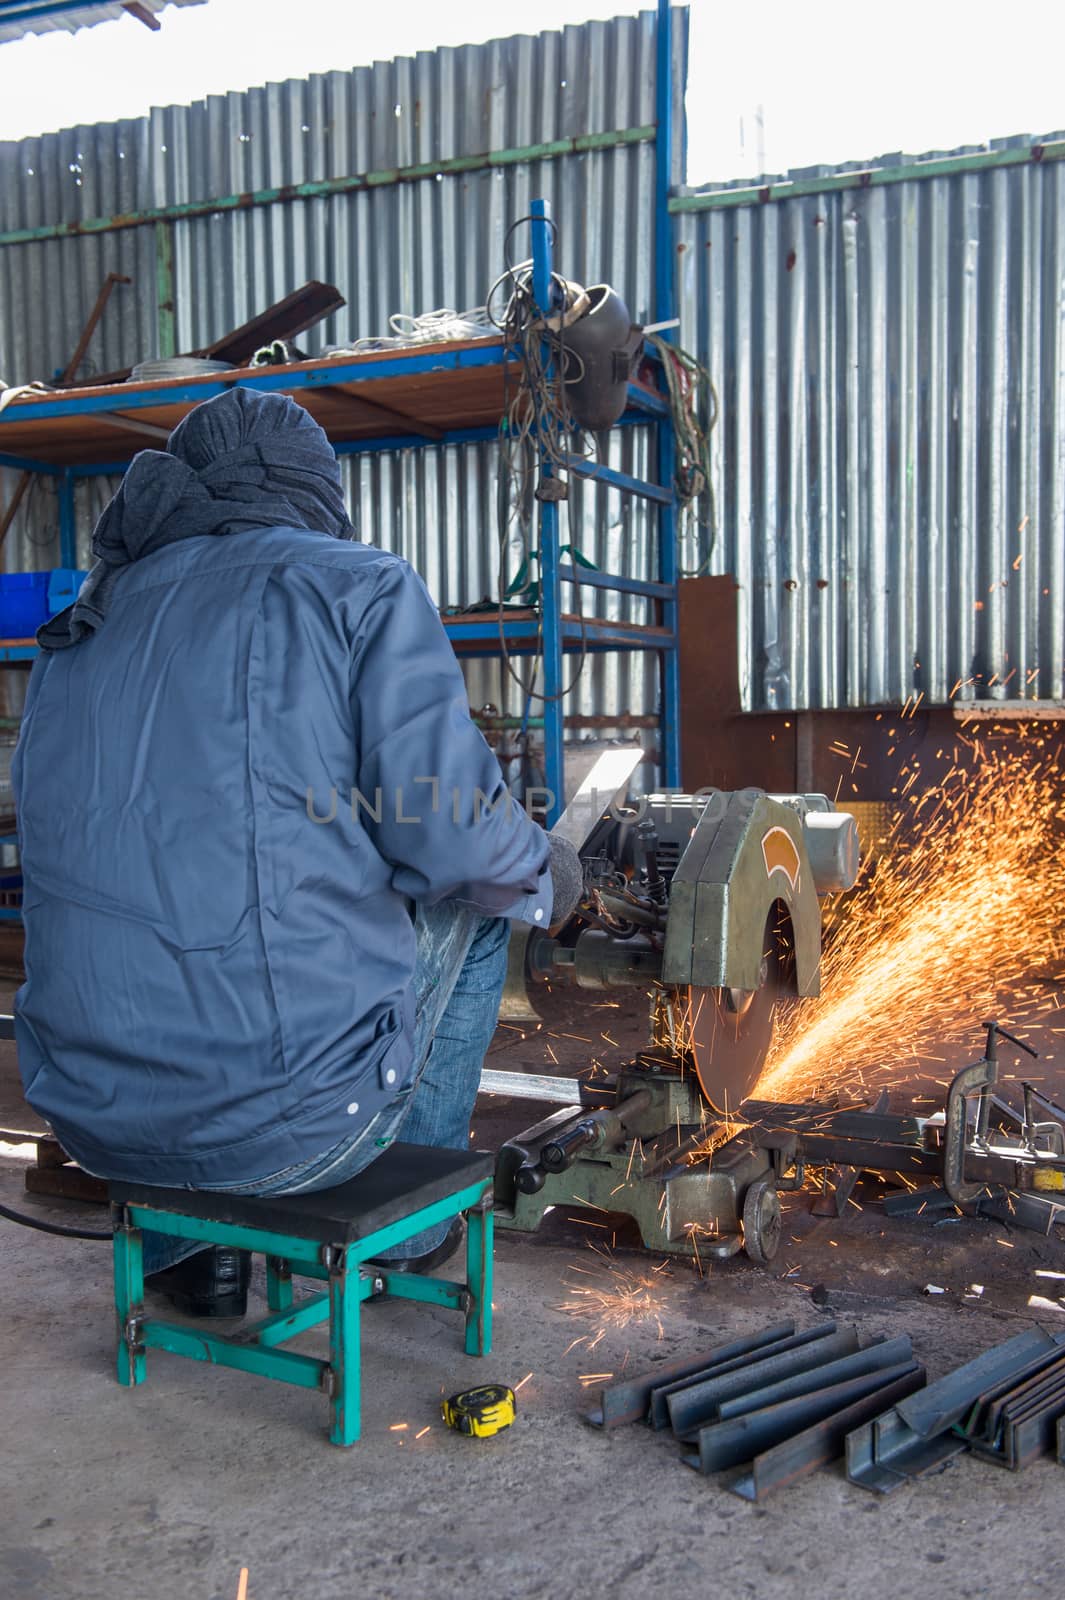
xmin=944 ymin=1025 xmax=1038 ymax=1204
xmin=944 ymin=1056 xmax=997 ymax=1205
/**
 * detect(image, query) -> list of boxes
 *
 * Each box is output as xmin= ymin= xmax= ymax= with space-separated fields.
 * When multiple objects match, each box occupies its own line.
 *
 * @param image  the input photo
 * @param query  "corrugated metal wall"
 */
xmin=0 ymin=6 xmax=685 ymax=727
xmin=3 ymin=10 xmax=1064 ymax=715
xmin=676 ymin=146 xmax=1065 ymax=708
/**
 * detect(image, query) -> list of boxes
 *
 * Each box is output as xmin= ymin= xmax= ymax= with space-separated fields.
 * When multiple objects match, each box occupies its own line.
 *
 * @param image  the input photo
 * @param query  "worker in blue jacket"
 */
xmin=13 ymin=388 xmax=581 ymax=1316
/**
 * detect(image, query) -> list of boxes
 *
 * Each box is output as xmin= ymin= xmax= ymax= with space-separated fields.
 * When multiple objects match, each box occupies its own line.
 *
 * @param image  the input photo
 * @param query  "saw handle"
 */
xmin=514 ymin=1163 xmax=547 ymax=1194
xmin=517 ymin=1089 xmax=654 ymax=1190
xmin=541 ymin=1119 xmax=602 ymax=1173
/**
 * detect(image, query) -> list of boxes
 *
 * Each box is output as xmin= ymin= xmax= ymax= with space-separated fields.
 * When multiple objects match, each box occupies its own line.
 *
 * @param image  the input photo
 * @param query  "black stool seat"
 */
xmin=109 ymin=1142 xmax=494 ymax=1244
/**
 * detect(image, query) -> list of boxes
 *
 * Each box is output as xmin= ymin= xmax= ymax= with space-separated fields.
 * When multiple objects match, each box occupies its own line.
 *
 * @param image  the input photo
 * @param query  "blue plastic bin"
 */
xmin=0 ymin=568 xmax=88 ymax=639
xmin=46 ymin=567 xmax=88 ymax=617
xmin=0 ymin=572 xmax=50 ymax=638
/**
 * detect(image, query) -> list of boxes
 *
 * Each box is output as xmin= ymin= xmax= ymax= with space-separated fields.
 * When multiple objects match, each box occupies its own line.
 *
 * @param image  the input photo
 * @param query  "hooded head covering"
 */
xmin=39 ymin=387 xmax=354 ymax=650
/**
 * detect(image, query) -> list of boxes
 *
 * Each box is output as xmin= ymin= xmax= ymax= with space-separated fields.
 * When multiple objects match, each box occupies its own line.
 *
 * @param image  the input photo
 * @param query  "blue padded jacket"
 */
xmin=12 ymin=527 xmax=551 ymax=1187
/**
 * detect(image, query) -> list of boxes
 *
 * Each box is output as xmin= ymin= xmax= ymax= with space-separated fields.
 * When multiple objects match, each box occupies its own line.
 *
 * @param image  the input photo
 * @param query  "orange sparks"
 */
xmin=755 ymin=730 xmax=1065 ymax=1104
xmin=556 ymin=1257 xmax=667 ymax=1348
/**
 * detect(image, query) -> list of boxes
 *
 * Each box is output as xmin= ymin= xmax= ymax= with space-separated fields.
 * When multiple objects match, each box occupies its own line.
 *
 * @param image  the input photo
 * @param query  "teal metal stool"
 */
xmin=109 ymin=1143 xmax=494 ymax=1446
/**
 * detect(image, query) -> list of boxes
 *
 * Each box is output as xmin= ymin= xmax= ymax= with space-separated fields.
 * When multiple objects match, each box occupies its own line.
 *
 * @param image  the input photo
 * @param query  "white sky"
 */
xmin=0 ymin=0 xmax=1063 ymax=182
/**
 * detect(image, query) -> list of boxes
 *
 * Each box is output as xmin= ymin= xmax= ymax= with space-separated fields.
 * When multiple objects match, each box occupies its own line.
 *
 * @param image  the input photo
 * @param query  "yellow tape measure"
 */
xmin=441 ymin=1383 xmax=516 ymax=1439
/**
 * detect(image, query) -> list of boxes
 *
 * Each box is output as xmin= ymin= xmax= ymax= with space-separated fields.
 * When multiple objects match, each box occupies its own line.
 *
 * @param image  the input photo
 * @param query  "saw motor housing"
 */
xmin=518 ymin=786 xmax=858 ymax=1009
xmin=494 ymin=786 xmax=860 ymax=1261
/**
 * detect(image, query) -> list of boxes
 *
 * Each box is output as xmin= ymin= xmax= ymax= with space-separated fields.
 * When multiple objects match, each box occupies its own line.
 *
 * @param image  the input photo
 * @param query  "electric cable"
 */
xmin=491 ymin=216 xmax=594 ymax=710
xmin=0 ymin=1197 xmax=111 ymax=1240
xmin=331 ymin=305 xmax=497 ymax=355
xmin=645 ymin=332 xmax=719 ymax=575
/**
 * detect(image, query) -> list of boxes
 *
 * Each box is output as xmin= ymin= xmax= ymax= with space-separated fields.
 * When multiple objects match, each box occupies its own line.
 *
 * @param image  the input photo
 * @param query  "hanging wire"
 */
xmin=490 ymin=215 xmax=597 ymax=705
xmin=645 ymin=332 xmax=719 ymax=575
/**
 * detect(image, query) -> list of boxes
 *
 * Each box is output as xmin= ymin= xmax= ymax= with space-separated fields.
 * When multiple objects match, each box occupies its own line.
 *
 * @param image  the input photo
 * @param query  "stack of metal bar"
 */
xmin=582 ymin=1318 xmax=925 ymax=1503
xmin=849 ymin=1326 xmax=1065 ymax=1489
xmin=585 ymin=1321 xmax=1065 ymax=1502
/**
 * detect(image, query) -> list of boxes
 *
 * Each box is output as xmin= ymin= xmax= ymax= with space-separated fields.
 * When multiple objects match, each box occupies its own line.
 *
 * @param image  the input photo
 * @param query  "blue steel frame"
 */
xmin=0 ymin=0 xmax=683 ymax=823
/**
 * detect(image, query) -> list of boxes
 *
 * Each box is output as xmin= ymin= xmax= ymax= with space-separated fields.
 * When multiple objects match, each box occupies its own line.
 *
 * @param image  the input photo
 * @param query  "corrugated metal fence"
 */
xmin=2 ymin=7 xmax=1064 ymax=713
xmin=675 ymin=143 xmax=1065 ymax=709
xmin=0 ymin=6 xmax=685 ymax=725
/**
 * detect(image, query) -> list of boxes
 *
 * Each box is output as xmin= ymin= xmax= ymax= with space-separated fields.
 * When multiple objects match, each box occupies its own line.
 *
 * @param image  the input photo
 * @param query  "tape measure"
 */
xmin=441 ymin=1383 xmax=516 ymax=1439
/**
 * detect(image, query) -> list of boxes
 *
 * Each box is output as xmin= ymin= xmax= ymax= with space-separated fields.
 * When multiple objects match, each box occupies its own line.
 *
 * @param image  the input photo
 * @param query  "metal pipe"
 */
xmin=530 ymin=197 xmax=565 ymax=828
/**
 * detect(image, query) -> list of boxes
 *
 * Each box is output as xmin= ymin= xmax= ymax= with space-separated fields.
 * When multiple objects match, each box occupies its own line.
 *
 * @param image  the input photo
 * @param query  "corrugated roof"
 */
xmin=0 ymin=0 xmax=204 ymax=47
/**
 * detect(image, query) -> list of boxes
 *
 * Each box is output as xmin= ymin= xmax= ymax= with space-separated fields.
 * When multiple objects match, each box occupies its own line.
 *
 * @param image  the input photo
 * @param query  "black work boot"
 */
xmin=146 ymin=1247 xmax=251 ymax=1318
xmin=369 ymin=1216 xmax=465 ymax=1275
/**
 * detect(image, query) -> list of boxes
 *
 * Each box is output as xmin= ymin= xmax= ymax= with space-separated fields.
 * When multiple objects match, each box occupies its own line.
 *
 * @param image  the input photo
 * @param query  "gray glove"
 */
xmin=546 ymin=833 xmax=584 ymax=930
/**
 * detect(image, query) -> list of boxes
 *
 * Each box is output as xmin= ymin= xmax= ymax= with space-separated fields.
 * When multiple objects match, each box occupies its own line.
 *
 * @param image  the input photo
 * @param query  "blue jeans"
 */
xmin=141 ymin=903 xmax=509 ymax=1276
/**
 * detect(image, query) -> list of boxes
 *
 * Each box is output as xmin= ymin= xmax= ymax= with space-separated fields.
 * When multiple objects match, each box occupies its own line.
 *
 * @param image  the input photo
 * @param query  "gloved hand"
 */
xmin=546 ymin=832 xmax=584 ymax=931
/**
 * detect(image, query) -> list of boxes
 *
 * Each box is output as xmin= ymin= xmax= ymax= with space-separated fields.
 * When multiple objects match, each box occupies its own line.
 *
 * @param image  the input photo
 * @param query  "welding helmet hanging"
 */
xmin=561 ymin=284 xmax=644 ymax=430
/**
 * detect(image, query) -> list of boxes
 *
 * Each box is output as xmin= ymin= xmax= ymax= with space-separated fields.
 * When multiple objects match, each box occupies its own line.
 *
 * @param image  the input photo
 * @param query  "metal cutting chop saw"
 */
xmin=481 ymin=752 xmax=861 ymax=1263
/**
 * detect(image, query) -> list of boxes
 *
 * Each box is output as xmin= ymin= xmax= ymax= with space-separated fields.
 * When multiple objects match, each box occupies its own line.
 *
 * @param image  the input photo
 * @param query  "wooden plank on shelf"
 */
xmin=0 ymin=338 xmax=668 ymax=468
xmin=0 ymin=338 xmax=508 ymax=467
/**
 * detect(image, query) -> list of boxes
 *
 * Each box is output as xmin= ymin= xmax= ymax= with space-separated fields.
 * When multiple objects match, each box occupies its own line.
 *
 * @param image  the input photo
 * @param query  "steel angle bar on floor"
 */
xmin=810 ymin=1163 xmax=860 ymax=1218
xmin=581 ymin=1322 xmax=796 ymax=1430
xmin=896 ymin=1328 xmax=1065 ymax=1438
xmin=977 ymin=1191 xmax=1064 ymax=1233
xmin=958 ymin=1346 xmax=1065 ymax=1441
xmin=683 ymin=1363 xmax=923 ymax=1477
xmin=715 ymin=1336 xmax=914 ymax=1424
xmin=965 ymin=1353 xmax=1065 ymax=1470
xmin=1008 ymin=1376 xmax=1065 ymax=1470
xmin=730 ymin=1367 xmax=928 ymax=1503
xmin=647 ymin=1323 xmax=802 ymax=1430
xmin=846 ymin=1329 xmax=1065 ymax=1493
xmin=668 ymin=1324 xmax=858 ymax=1439
xmin=882 ymin=1186 xmax=959 ymax=1219
xmin=846 ymin=1405 xmax=971 ymax=1493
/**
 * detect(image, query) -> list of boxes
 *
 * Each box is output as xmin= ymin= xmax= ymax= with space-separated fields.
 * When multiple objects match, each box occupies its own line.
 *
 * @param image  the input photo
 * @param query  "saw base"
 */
xmin=494 ymin=1064 xmax=799 ymax=1262
xmin=493 ymin=1032 xmax=1065 ymax=1263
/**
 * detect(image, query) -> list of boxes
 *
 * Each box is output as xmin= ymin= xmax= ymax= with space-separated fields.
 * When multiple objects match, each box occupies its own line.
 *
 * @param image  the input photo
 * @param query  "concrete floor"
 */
xmin=4 ymin=983 xmax=1065 ymax=1600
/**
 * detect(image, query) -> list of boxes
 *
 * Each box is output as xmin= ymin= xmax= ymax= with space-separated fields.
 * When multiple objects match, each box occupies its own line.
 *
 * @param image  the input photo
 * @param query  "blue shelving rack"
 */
xmin=0 ymin=1 xmax=682 ymax=828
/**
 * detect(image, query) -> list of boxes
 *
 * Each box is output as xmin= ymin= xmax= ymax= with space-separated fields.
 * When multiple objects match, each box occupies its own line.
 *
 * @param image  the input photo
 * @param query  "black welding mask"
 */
xmin=562 ymin=284 xmax=643 ymax=430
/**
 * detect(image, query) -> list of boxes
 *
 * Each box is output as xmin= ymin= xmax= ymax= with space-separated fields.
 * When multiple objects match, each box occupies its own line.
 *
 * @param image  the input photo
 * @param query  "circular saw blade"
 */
xmin=688 ymin=931 xmax=784 ymax=1116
